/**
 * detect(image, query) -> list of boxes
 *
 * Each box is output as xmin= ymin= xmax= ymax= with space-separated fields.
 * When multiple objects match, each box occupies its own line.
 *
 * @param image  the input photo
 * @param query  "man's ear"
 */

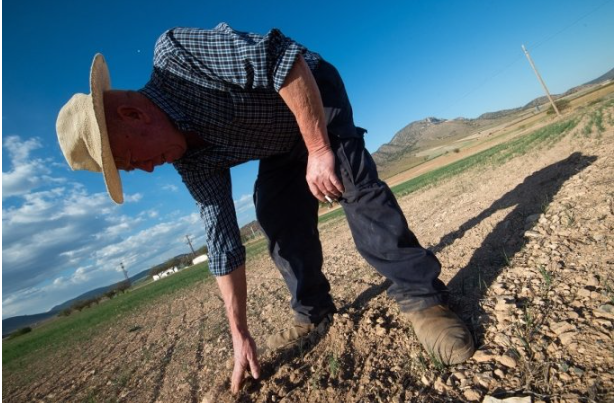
xmin=117 ymin=106 xmax=152 ymax=124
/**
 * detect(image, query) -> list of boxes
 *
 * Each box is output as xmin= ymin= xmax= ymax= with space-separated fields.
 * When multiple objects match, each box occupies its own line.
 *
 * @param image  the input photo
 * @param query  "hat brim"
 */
xmin=90 ymin=54 xmax=123 ymax=204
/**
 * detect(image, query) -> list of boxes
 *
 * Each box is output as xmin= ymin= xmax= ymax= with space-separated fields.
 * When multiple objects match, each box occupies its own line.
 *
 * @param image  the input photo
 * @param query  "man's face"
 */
xmin=109 ymin=125 xmax=187 ymax=172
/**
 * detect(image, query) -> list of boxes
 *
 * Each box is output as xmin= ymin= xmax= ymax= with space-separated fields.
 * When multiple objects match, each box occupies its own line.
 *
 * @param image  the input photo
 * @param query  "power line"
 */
xmin=434 ymin=54 xmax=524 ymax=117
xmin=434 ymin=0 xmax=612 ymax=117
xmin=527 ymin=0 xmax=613 ymax=51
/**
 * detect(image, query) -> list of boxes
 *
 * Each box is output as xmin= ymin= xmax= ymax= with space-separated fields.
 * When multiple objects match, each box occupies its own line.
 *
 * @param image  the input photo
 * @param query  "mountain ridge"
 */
xmin=372 ymin=66 xmax=614 ymax=169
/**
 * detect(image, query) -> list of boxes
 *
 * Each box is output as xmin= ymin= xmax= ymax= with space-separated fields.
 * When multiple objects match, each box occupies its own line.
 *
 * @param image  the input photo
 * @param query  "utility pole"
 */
xmin=119 ymin=262 xmax=129 ymax=282
xmin=521 ymin=44 xmax=561 ymax=118
xmin=185 ymin=234 xmax=196 ymax=257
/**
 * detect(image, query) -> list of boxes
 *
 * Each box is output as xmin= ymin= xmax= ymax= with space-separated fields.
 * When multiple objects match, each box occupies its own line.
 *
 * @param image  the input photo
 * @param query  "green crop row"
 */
xmin=316 ymin=117 xmax=580 ymax=224
xmin=3 ymin=262 xmax=210 ymax=370
xmin=391 ymin=118 xmax=579 ymax=197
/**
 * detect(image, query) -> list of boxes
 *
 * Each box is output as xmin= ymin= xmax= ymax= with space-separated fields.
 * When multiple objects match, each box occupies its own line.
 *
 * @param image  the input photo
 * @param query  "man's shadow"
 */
xmin=336 ymin=152 xmax=596 ymax=340
xmin=243 ymin=152 xmax=596 ymax=398
xmin=432 ymin=152 xmax=595 ymax=321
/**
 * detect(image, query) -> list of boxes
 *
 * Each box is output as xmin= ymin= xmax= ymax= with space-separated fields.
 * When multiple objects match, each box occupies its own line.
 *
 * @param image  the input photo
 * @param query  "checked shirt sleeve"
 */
xmin=154 ymin=23 xmax=308 ymax=92
xmin=176 ymin=166 xmax=246 ymax=276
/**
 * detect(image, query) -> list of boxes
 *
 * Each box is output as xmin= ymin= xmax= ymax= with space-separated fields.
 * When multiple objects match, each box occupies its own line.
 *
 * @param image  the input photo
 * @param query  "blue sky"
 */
xmin=3 ymin=0 xmax=614 ymax=318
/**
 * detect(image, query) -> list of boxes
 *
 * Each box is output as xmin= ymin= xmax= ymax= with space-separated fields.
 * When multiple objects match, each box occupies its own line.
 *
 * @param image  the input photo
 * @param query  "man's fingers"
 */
xmin=248 ymin=354 xmax=261 ymax=379
xmin=331 ymin=173 xmax=345 ymax=195
xmin=308 ymin=176 xmax=344 ymax=202
xmin=308 ymin=182 xmax=327 ymax=202
xmin=230 ymin=362 xmax=245 ymax=395
xmin=323 ymin=175 xmax=344 ymax=198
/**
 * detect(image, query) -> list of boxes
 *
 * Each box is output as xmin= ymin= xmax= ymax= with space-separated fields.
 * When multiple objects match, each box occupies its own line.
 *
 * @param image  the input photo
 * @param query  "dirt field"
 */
xmin=3 ymin=101 xmax=613 ymax=402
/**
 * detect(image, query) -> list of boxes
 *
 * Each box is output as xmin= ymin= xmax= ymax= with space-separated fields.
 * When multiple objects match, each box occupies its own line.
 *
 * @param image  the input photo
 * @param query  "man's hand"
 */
xmin=215 ymin=265 xmax=260 ymax=395
xmin=306 ymin=147 xmax=344 ymax=202
xmin=279 ymin=55 xmax=344 ymax=202
xmin=230 ymin=330 xmax=261 ymax=394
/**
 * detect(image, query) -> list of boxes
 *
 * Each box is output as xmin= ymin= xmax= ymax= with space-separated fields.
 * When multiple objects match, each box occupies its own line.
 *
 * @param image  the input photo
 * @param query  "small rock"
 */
xmin=473 ymin=373 xmax=493 ymax=388
xmin=452 ymin=371 xmax=467 ymax=380
xmin=483 ymin=396 xmax=532 ymax=403
xmin=289 ymin=372 xmax=298 ymax=383
xmin=494 ymin=333 xmax=511 ymax=346
xmin=558 ymin=331 xmax=577 ymax=346
xmin=463 ymin=389 xmax=481 ymax=402
xmin=566 ymin=342 xmax=578 ymax=353
xmin=595 ymin=318 xmax=611 ymax=327
xmin=577 ymin=288 xmax=591 ymax=298
xmin=497 ymin=355 xmax=517 ymax=368
xmin=559 ymin=372 xmax=572 ymax=382
xmin=594 ymin=304 xmax=614 ymax=320
xmin=496 ymin=311 xmax=512 ymax=324
xmin=550 ymin=321 xmax=576 ymax=335
xmin=472 ymin=350 xmax=496 ymax=363
xmin=375 ymin=325 xmax=387 ymax=336
xmin=491 ymin=282 xmax=507 ymax=293
xmin=586 ymin=275 xmax=599 ymax=287
xmin=567 ymin=310 xmax=580 ymax=320
xmin=433 ymin=377 xmax=448 ymax=393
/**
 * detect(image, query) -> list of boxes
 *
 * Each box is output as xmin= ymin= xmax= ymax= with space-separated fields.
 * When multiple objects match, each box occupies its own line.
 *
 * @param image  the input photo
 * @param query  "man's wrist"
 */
xmin=229 ymin=323 xmax=250 ymax=337
xmin=308 ymin=145 xmax=331 ymax=157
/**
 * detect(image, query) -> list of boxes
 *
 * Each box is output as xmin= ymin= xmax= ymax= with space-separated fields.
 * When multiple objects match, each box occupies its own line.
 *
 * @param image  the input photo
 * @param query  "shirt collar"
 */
xmin=138 ymin=81 xmax=194 ymax=133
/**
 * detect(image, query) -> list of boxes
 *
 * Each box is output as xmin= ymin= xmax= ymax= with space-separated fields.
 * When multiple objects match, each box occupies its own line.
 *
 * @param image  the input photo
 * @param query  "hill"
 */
xmin=585 ymin=67 xmax=614 ymax=85
xmin=372 ymin=66 xmax=614 ymax=176
xmin=2 ymin=269 xmax=151 ymax=336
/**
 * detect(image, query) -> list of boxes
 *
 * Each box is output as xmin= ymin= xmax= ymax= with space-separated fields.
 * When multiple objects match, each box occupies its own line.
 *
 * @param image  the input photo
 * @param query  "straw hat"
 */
xmin=56 ymin=54 xmax=123 ymax=204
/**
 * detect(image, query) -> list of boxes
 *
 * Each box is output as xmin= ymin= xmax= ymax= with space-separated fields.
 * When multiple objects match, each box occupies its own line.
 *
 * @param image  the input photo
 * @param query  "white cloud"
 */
xmin=4 ymin=136 xmax=43 ymax=164
xmin=2 ymin=182 xmax=208 ymax=318
xmin=125 ymin=193 xmax=143 ymax=203
xmin=2 ymin=136 xmax=60 ymax=199
xmin=234 ymin=194 xmax=256 ymax=226
xmin=234 ymin=194 xmax=254 ymax=214
xmin=162 ymin=184 xmax=179 ymax=192
xmin=2 ymin=135 xmax=212 ymax=319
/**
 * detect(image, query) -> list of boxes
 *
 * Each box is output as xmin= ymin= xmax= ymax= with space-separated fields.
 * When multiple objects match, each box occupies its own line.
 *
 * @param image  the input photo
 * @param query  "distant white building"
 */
xmin=192 ymin=254 xmax=209 ymax=265
xmin=152 ymin=267 xmax=179 ymax=281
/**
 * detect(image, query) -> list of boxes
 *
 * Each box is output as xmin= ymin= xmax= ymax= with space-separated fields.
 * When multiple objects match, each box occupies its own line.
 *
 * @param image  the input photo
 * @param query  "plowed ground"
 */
xmin=3 ymin=100 xmax=613 ymax=403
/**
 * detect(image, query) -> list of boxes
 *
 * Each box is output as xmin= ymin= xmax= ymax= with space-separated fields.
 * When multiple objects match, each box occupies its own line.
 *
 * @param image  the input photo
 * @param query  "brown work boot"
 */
xmin=266 ymin=315 xmax=333 ymax=350
xmin=403 ymin=304 xmax=475 ymax=365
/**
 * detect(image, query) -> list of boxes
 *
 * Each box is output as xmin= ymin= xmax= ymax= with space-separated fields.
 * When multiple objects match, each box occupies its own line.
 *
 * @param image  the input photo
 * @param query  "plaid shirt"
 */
xmin=139 ymin=23 xmax=322 ymax=276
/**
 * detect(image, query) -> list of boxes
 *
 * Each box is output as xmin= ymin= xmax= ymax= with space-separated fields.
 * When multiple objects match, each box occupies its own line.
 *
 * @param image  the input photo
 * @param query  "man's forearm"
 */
xmin=279 ymin=55 xmax=344 ymax=201
xmin=216 ymin=264 xmax=249 ymax=336
xmin=215 ymin=264 xmax=261 ymax=393
xmin=279 ymin=54 xmax=330 ymax=154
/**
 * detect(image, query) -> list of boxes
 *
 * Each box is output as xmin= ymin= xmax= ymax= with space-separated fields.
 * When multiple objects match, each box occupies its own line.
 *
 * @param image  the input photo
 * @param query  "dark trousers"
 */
xmin=254 ymin=61 xmax=445 ymax=324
